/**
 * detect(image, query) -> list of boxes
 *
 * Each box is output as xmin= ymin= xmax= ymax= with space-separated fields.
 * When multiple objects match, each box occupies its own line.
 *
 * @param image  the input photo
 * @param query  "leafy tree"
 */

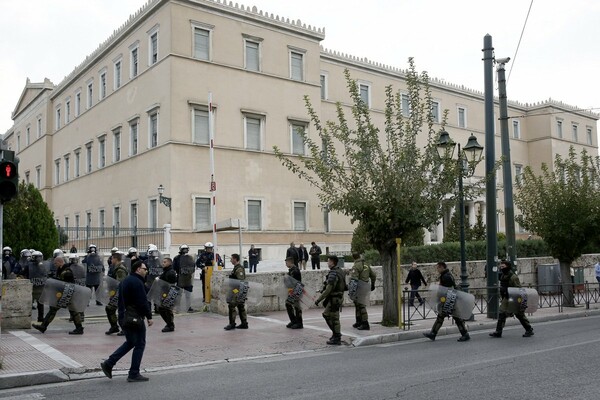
xmin=515 ymin=147 xmax=600 ymax=306
xmin=471 ymin=207 xmax=486 ymax=241
xmin=3 ymin=182 xmax=58 ymax=258
xmin=274 ymin=60 xmax=466 ymax=325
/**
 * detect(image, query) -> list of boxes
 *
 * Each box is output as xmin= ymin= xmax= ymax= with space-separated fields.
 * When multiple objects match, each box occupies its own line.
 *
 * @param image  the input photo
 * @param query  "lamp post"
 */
xmin=157 ymin=184 xmax=172 ymax=211
xmin=437 ymin=131 xmax=483 ymax=292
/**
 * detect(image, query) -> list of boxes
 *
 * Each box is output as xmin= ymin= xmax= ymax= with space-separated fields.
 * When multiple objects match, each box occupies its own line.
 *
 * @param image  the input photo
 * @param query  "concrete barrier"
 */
xmin=1 ymin=279 xmax=33 ymax=329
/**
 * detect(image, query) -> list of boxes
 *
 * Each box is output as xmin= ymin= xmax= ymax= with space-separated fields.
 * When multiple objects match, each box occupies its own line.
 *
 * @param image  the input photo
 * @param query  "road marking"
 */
xmin=0 ymin=394 xmax=45 ymax=400
xmin=10 ymin=331 xmax=83 ymax=369
xmin=247 ymin=315 xmax=355 ymax=336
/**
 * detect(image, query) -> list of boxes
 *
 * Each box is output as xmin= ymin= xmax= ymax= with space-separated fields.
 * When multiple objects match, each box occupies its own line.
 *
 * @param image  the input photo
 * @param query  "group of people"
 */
xmin=283 ymin=241 xmax=323 ymax=271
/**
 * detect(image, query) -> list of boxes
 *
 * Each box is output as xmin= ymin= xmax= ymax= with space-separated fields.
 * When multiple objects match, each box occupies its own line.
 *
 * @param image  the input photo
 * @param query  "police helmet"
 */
xmin=205 ymin=242 xmax=214 ymax=248
xmin=68 ymin=253 xmax=78 ymax=262
xmin=179 ymin=244 xmax=189 ymax=254
xmin=128 ymin=247 xmax=138 ymax=255
xmin=20 ymin=249 xmax=31 ymax=258
xmin=53 ymin=249 xmax=64 ymax=258
xmin=111 ymin=247 xmax=119 ymax=253
xmin=3 ymin=246 xmax=12 ymax=254
xmin=88 ymin=244 xmax=97 ymax=253
xmin=32 ymin=250 xmax=43 ymax=259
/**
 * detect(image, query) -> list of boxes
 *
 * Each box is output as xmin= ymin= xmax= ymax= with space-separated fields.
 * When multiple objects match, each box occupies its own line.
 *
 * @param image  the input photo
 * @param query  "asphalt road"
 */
xmin=2 ymin=315 xmax=599 ymax=400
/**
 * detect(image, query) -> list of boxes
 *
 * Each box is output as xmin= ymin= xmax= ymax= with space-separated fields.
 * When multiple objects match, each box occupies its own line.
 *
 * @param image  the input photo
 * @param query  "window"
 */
xmin=193 ymin=108 xmax=209 ymax=144
xmin=458 ymin=107 xmax=467 ymax=128
xmin=130 ymin=203 xmax=138 ymax=228
xmin=86 ymin=212 xmax=92 ymax=228
xmin=148 ymin=27 xmax=159 ymax=65
xmin=16 ymin=133 xmax=20 ymax=152
xmin=64 ymin=155 xmax=70 ymax=182
xmin=247 ymin=199 xmax=262 ymax=230
xmin=290 ymin=50 xmax=304 ymax=81
xmin=37 ymin=117 xmax=42 ymax=138
xmin=87 ymin=81 xmax=93 ymax=109
xmin=86 ymin=143 xmax=92 ymax=173
xmin=320 ymin=73 xmax=328 ymax=100
xmin=430 ymin=224 xmax=438 ymax=242
xmin=290 ymin=122 xmax=306 ymax=155
xmin=75 ymin=92 xmax=81 ymax=117
xmin=25 ymin=171 xmax=30 ymax=184
xmin=130 ymin=44 xmax=139 ymax=78
xmin=293 ymin=201 xmax=307 ymax=231
xmin=572 ymin=124 xmax=578 ymax=142
xmin=587 ymin=127 xmax=593 ymax=145
xmin=430 ymin=101 xmax=440 ymax=123
xmin=556 ymin=120 xmax=563 ymax=138
xmin=194 ymin=197 xmax=211 ymax=231
xmin=130 ymin=119 xmax=139 ymax=155
xmin=65 ymin=100 xmax=71 ymax=124
xmin=99 ymin=71 xmax=107 ymax=100
xmin=512 ymin=120 xmax=520 ymax=139
xmin=149 ymin=199 xmax=157 ymax=229
xmin=114 ymin=59 xmax=122 ymax=89
xmin=26 ymin=126 xmax=30 ymax=146
xmin=64 ymin=216 xmax=69 ymax=230
xmin=99 ymin=136 xmax=106 ymax=168
xmin=55 ymin=107 xmax=61 ymax=130
xmin=54 ymin=159 xmax=60 ymax=185
xmin=244 ymin=39 xmax=260 ymax=71
xmin=149 ymin=110 xmax=159 ymax=148
xmin=244 ymin=114 xmax=263 ymax=150
xmin=113 ymin=206 xmax=121 ymax=230
xmin=401 ymin=93 xmax=410 ymax=117
xmin=99 ymin=209 xmax=105 ymax=236
xmin=359 ymin=83 xmax=370 ymax=107
xmin=35 ymin=166 xmax=41 ymax=189
xmin=193 ymin=26 xmax=211 ymax=60
xmin=74 ymin=149 xmax=80 ymax=177
xmin=515 ymin=164 xmax=523 ymax=184
xmin=113 ymin=128 xmax=121 ymax=162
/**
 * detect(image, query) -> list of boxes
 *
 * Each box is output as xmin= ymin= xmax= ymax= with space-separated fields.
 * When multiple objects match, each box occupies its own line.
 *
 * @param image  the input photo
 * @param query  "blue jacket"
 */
xmin=118 ymin=272 xmax=152 ymax=324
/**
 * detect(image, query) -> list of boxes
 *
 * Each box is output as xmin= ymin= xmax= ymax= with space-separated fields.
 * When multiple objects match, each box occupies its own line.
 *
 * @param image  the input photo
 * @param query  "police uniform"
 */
xmin=105 ymin=261 xmax=128 ymax=335
xmin=315 ymin=265 xmax=347 ymax=345
xmin=158 ymin=263 xmax=178 ymax=332
xmin=196 ymin=249 xmax=214 ymax=303
xmin=22 ymin=255 xmax=48 ymax=322
xmin=224 ymin=261 xmax=248 ymax=330
xmin=285 ymin=262 xmax=303 ymax=329
xmin=490 ymin=263 xmax=534 ymax=338
xmin=349 ymin=256 xmax=376 ymax=330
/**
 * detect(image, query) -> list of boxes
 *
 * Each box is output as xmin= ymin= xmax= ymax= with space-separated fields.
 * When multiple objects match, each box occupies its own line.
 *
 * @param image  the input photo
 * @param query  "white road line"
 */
xmin=10 ymin=331 xmax=83 ymax=369
xmin=247 ymin=315 xmax=356 ymax=337
xmin=0 ymin=394 xmax=46 ymax=400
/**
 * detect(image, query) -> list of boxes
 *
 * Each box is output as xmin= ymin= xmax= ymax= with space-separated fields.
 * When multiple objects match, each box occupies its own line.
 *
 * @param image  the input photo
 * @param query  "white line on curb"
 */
xmin=10 ymin=331 xmax=83 ymax=369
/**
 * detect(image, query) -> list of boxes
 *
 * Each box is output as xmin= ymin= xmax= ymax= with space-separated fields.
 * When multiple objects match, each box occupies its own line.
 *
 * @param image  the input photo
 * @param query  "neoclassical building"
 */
xmin=4 ymin=0 xmax=598 ymax=259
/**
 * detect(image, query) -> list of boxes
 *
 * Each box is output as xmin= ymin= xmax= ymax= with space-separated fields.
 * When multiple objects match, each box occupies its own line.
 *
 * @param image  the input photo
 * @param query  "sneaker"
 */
xmin=161 ymin=326 xmax=174 ymax=333
xmin=127 ymin=374 xmax=149 ymax=382
xmin=100 ymin=361 xmax=113 ymax=379
xmin=69 ymin=328 xmax=84 ymax=335
xmin=489 ymin=331 xmax=502 ymax=338
xmin=224 ymin=324 xmax=236 ymax=330
xmin=457 ymin=333 xmax=470 ymax=342
xmin=423 ymin=332 xmax=436 ymax=341
xmin=32 ymin=323 xmax=46 ymax=333
xmin=237 ymin=322 xmax=249 ymax=329
xmin=523 ymin=330 xmax=534 ymax=337
xmin=105 ymin=327 xmax=120 ymax=335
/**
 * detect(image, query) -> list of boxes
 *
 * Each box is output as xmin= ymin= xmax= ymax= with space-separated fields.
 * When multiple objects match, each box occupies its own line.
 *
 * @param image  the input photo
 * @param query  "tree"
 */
xmin=274 ymin=60 xmax=465 ymax=325
xmin=515 ymin=147 xmax=600 ymax=306
xmin=3 ymin=182 xmax=59 ymax=258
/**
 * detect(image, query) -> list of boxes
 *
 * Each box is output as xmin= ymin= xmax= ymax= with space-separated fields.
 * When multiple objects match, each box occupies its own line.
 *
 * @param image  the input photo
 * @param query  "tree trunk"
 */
xmin=559 ymin=260 xmax=574 ymax=307
xmin=380 ymin=246 xmax=399 ymax=326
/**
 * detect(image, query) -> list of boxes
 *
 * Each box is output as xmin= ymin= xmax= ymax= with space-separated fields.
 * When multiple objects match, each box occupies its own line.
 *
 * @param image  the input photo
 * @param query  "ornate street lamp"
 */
xmin=157 ymin=184 xmax=172 ymax=211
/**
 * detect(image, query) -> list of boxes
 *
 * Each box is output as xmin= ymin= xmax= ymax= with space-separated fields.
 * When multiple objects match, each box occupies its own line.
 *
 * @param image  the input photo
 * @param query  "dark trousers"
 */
xmin=106 ymin=325 xmax=147 ymax=378
xmin=409 ymin=284 xmax=423 ymax=305
xmin=285 ymin=301 xmax=303 ymax=325
xmin=158 ymin=306 xmax=174 ymax=328
xmin=249 ymin=260 xmax=258 ymax=273
xmin=311 ymin=258 xmax=320 ymax=270
xmin=106 ymin=305 xmax=118 ymax=329
xmin=201 ymin=274 xmax=206 ymax=302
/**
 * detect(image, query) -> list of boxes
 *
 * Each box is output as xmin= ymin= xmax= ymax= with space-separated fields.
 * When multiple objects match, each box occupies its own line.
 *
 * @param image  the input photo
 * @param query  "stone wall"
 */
xmin=1 ymin=279 xmax=33 ymax=329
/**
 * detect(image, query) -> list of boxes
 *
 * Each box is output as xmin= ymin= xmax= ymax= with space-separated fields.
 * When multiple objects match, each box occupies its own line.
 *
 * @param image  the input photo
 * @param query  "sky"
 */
xmin=1 ymin=0 xmax=599 ymax=135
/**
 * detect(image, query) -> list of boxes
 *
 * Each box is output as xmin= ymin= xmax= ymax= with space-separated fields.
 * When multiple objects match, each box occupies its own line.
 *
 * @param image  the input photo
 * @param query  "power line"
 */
xmin=507 ymin=0 xmax=534 ymax=83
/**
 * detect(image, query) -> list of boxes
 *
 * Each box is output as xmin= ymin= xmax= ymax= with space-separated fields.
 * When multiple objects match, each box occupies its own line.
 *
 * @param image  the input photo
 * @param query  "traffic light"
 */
xmin=0 ymin=150 xmax=18 ymax=203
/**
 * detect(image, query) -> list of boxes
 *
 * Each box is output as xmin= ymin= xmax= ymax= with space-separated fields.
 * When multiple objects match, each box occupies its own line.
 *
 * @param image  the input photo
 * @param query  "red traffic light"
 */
xmin=0 ymin=161 xmax=16 ymax=179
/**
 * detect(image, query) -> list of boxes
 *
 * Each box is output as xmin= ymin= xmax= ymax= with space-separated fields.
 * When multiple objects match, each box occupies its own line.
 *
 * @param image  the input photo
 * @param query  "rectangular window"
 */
xmin=291 ymin=123 xmax=306 ymax=155
xmin=247 ymin=200 xmax=262 ymax=230
xmin=26 ymin=126 xmax=30 ymax=146
xmin=36 ymin=166 xmax=41 ymax=189
xmin=130 ymin=46 xmax=139 ymax=78
xmin=557 ymin=120 xmax=563 ymax=138
xmin=359 ymin=83 xmax=370 ymax=107
xmin=55 ymin=107 xmax=61 ymax=130
xmin=458 ymin=107 xmax=467 ymax=128
xmin=64 ymin=216 xmax=69 ymax=230
xmin=245 ymin=115 xmax=262 ymax=150
xmin=515 ymin=164 xmax=523 ymax=184
xmin=572 ymin=124 xmax=578 ymax=142
xmin=193 ymin=108 xmax=209 ymax=144
xmin=16 ymin=133 xmax=20 ymax=152
xmin=194 ymin=197 xmax=211 ymax=231
xmin=149 ymin=111 xmax=158 ymax=148
xmin=75 ymin=92 xmax=81 ymax=117
xmin=130 ymin=203 xmax=138 ymax=228
xmin=86 ymin=143 xmax=92 ymax=173
xmin=293 ymin=201 xmax=307 ymax=231
xmin=512 ymin=120 xmax=520 ymax=139
xmin=114 ymin=129 xmax=121 ymax=162
xmin=99 ymin=137 xmax=106 ymax=168
xmin=320 ymin=73 xmax=327 ymax=100
xmin=130 ymin=119 xmax=139 ymax=155
xmin=401 ymin=93 xmax=410 ymax=117
xmin=245 ymin=40 xmax=260 ymax=71
xmin=113 ymin=206 xmax=120 ymax=230
xmin=99 ymin=209 xmax=105 ymax=236
xmin=74 ymin=150 xmax=80 ymax=177
xmin=149 ymin=30 xmax=159 ymax=65
xmin=37 ymin=117 xmax=42 ymax=137
xmin=430 ymin=101 xmax=440 ymax=123
xmin=114 ymin=60 xmax=122 ymax=89
xmin=100 ymin=71 xmax=107 ymax=100
xmin=65 ymin=100 xmax=71 ymax=124
xmin=54 ymin=159 xmax=60 ymax=185
xmin=64 ymin=155 xmax=70 ymax=182
xmin=149 ymin=199 xmax=157 ymax=229
xmin=193 ymin=27 xmax=210 ymax=60
xmin=25 ymin=171 xmax=30 ymax=184
xmin=587 ymin=127 xmax=593 ymax=145
xmin=290 ymin=51 xmax=304 ymax=81
xmin=87 ymin=82 xmax=93 ymax=109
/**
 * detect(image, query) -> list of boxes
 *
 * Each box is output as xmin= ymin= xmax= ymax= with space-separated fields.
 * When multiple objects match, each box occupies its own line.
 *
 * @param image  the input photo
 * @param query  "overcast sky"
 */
xmin=2 ymin=0 xmax=598 ymax=135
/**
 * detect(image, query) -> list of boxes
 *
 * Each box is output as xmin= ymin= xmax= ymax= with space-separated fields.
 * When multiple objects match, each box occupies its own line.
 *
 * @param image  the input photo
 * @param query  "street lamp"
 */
xmin=437 ymin=131 xmax=484 ymax=292
xmin=157 ymin=184 xmax=172 ymax=211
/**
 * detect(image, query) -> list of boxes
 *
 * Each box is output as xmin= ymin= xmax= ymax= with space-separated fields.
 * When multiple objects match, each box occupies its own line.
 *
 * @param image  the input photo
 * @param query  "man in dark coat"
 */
xmin=405 ymin=261 xmax=427 ymax=306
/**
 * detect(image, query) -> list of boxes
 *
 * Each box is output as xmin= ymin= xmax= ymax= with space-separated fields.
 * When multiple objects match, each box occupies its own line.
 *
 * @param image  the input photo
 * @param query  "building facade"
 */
xmin=4 ymin=0 xmax=598 ymax=259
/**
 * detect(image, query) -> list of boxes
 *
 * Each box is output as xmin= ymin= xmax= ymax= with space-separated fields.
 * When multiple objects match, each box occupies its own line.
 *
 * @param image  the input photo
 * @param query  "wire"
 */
xmin=507 ymin=0 xmax=534 ymax=83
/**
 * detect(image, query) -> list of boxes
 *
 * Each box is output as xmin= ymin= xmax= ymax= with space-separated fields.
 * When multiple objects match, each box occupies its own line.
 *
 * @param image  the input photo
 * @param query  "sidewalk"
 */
xmin=1 ymin=301 xmax=599 ymax=390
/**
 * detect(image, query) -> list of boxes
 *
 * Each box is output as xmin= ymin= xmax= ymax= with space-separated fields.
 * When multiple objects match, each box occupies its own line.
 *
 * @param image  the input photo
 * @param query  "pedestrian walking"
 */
xmin=309 ymin=241 xmax=322 ymax=270
xmin=224 ymin=253 xmax=249 ymax=330
xmin=349 ymin=252 xmax=376 ymax=330
xmin=105 ymin=252 xmax=128 ymax=335
xmin=405 ymin=261 xmax=427 ymax=306
xmin=315 ymin=255 xmax=347 ymax=345
xmin=286 ymin=242 xmax=299 ymax=267
xmin=157 ymin=257 xmax=177 ymax=332
xmin=285 ymin=256 xmax=303 ymax=329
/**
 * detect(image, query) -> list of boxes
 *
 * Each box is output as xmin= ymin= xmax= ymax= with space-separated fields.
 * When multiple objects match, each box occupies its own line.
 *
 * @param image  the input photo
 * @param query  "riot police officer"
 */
xmin=315 ymin=255 xmax=347 ymax=345
xmin=349 ymin=252 xmax=376 ymax=330
xmin=158 ymin=257 xmax=178 ymax=332
xmin=124 ymin=247 xmax=138 ymax=272
xmin=285 ymin=256 xmax=303 ymax=329
xmin=83 ymin=244 xmax=105 ymax=306
xmin=489 ymin=260 xmax=534 ymax=338
xmin=224 ymin=254 xmax=248 ymax=330
xmin=105 ymin=252 xmax=128 ymax=335
xmin=2 ymin=246 xmax=17 ymax=279
xmin=196 ymin=242 xmax=215 ymax=304
xmin=22 ymin=250 xmax=48 ymax=322
xmin=173 ymin=244 xmax=195 ymax=312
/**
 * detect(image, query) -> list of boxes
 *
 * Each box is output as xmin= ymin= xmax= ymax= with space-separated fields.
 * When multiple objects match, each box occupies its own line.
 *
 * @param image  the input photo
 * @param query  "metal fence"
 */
xmin=57 ymin=226 xmax=165 ymax=254
xmin=401 ymin=282 xmax=600 ymax=330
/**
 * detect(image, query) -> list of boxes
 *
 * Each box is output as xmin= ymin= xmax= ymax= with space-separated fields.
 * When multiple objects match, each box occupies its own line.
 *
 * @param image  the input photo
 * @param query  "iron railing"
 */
xmin=57 ymin=226 xmax=165 ymax=254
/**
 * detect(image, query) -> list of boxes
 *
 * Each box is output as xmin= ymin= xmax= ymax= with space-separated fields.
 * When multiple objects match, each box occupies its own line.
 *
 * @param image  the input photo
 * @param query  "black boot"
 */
xmin=291 ymin=316 xmax=303 ymax=329
xmin=69 ymin=326 xmax=84 ymax=335
xmin=32 ymin=323 xmax=47 ymax=333
xmin=326 ymin=334 xmax=341 ymax=345
xmin=105 ymin=326 xmax=120 ymax=335
xmin=352 ymin=317 xmax=362 ymax=329
xmin=357 ymin=321 xmax=370 ymax=331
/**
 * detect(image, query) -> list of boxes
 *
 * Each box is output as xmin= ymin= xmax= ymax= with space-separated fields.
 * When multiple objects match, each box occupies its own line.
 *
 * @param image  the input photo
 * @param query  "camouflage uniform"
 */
xmin=349 ymin=257 xmax=376 ymax=330
xmin=490 ymin=265 xmax=533 ymax=338
xmin=224 ymin=262 xmax=248 ymax=330
xmin=315 ymin=266 xmax=347 ymax=345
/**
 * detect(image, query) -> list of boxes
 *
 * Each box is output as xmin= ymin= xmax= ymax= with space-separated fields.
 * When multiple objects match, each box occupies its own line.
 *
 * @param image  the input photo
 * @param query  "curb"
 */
xmin=0 ymin=369 xmax=69 ymax=390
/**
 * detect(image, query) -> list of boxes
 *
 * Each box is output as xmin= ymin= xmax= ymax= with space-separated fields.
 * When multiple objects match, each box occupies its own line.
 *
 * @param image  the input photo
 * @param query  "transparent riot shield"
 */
xmin=146 ymin=255 xmax=163 ymax=280
xmin=507 ymin=287 xmax=539 ymax=314
xmin=348 ymin=279 xmax=371 ymax=306
xmin=98 ymin=275 xmax=120 ymax=308
xmin=427 ymin=284 xmax=475 ymax=320
xmin=29 ymin=261 xmax=48 ymax=287
xmin=277 ymin=275 xmax=317 ymax=310
xmin=148 ymin=278 xmax=183 ymax=311
xmin=39 ymin=278 xmax=92 ymax=313
xmin=85 ymin=253 xmax=104 ymax=286
xmin=223 ymin=278 xmax=263 ymax=305
xmin=177 ymin=254 xmax=195 ymax=288
xmin=71 ymin=263 xmax=87 ymax=287
xmin=123 ymin=257 xmax=132 ymax=273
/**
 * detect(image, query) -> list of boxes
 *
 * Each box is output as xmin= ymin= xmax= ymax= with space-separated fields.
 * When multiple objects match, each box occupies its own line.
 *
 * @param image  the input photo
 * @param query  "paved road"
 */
xmin=2 ymin=315 xmax=598 ymax=400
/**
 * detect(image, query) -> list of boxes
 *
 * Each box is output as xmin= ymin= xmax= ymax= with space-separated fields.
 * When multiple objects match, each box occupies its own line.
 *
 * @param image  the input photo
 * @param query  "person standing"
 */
xmin=309 ymin=241 xmax=322 ymax=270
xmin=100 ymin=261 xmax=153 ymax=382
xmin=284 ymin=256 xmax=303 ymax=329
xmin=22 ymin=250 xmax=47 ymax=322
xmin=83 ymin=244 xmax=104 ymax=306
xmin=224 ymin=254 xmax=248 ymax=330
xmin=69 ymin=244 xmax=78 ymax=253
xmin=298 ymin=243 xmax=309 ymax=271
xmin=286 ymin=242 xmax=299 ymax=267
xmin=196 ymin=242 xmax=215 ymax=304
xmin=423 ymin=262 xmax=470 ymax=342
xmin=248 ymin=244 xmax=259 ymax=273
xmin=105 ymin=252 xmax=128 ymax=335
xmin=157 ymin=257 xmax=178 ymax=332
xmin=349 ymin=252 xmax=376 ymax=330
xmin=405 ymin=261 xmax=427 ymax=307
xmin=315 ymin=255 xmax=347 ymax=345
xmin=489 ymin=260 xmax=534 ymax=338
xmin=32 ymin=257 xmax=84 ymax=335
xmin=2 ymin=246 xmax=17 ymax=279
xmin=173 ymin=244 xmax=195 ymax=311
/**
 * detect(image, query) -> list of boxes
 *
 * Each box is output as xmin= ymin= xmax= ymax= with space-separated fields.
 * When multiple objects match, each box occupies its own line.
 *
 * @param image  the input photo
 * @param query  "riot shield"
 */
xmin=71 ymin=263 xmax=87 ymax=287
xmin=507 ymin=287 xmax=539 ymax=314
xmin=223 ymin=278 xmax=263 ymax=305
xmin=28 ymin=261 xmax=48 ymax=287
xmin=177 ymin=254 xmax=195 ymax=288
xmin=146 ymin=255 xmax=163 ymax=279
xmin=428 ymin=284 xmax=475 ymax=320
xmin=276 ymin=275 xmax=317 ymax=310
xmin=98 ymin=275 xmax=120 ymax=308
xmin=39 ymin=278 xmax=92 ymax=313
xmin=348 ymin=279 xmax=371 ymax=306
xmin=85 ymin=253 xmax=104 ymax=286
xmin=148 ymin=278 xmax=183 ymax=311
